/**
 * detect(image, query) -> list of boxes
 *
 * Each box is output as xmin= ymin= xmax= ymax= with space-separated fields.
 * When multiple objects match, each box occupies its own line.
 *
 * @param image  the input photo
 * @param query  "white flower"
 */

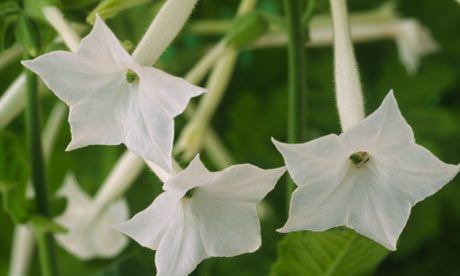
xmin=115 ymin=156 xmax=285 ymax=276
xmin=273 ymin=91 xmax=459 ymax=250
xmin=22 ymin=15 xmax=205 ymax=175
xmin=395 ymin=19 xmax=439 ymax=74
xmin=56 ymin=173 xmax=129 ymax=259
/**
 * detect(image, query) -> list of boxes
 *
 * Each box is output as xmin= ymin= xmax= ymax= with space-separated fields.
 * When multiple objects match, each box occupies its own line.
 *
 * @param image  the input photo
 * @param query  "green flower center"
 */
xmin=349 ymin=151 xmax=370 ymax=168
xmin=126 ymin=69 xmax=139 ymax=83
xmin=183 ymin=188 xmax=196 ymax=199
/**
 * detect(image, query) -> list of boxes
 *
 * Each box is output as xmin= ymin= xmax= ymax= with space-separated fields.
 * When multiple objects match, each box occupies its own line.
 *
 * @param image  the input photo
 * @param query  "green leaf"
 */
xmin=271 ymin=229 xmax=388 ymax=276
xmin=0 ymin=132 xmax=29 ymax=223
xmin=30 ymin=215 xmax=67 ymax=234
xmin=0 ymin=1 xmax=20 ymax=17
xmin=0 ymin=17 xmax=17 ymax=51
xmin=15 ymin=14 xmax=40 ymax=57
xmin=86 ymin=0 xmax=150 ymax=25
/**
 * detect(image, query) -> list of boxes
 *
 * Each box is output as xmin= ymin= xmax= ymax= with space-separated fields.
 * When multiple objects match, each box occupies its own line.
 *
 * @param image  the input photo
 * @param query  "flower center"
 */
xmin=349 ymin=151 xmax=370 ymax=168
xmin=126 ymin=69 xmax=139 ymax=83
xmin=183 ymin=188 xmax=195 ymax=199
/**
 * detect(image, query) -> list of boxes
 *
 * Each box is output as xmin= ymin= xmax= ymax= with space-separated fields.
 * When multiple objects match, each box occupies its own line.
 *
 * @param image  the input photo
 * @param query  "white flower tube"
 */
xmin=132 ymin=0 xmax=199 ymax=66
xmin=176 ymin=0 xmax=256 ymax=160
xmin=8 ymin=227 xmax=34 ymax=276
xmin=42 ymin=6 xmax=81 ymax=52
xmin=330 ymin=0 xmax=364 ymax=131
xmin=0 ymin=45 xmax=22 ymax=71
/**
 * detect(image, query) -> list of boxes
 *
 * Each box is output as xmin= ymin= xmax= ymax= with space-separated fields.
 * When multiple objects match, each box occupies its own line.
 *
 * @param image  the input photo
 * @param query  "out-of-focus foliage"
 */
xmin=0 ymin=132 xmax=28 ymax=223
xmin=1 ymin=0 xmax=460 ymax=275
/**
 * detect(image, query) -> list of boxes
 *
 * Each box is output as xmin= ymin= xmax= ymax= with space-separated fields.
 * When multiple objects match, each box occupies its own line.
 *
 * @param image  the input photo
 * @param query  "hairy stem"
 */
xmin=132 ymin=0 xmax=199 ymax=66
xmin=330 ymin=0 xmax=364 ymax=131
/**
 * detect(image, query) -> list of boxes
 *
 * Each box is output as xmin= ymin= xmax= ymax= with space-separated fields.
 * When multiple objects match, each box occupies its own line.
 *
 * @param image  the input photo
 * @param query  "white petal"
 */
xmin=77 ymin=15 xmax=133 ymax=70
xmin=22 ymin=52 xmax=117 ymax=106
xmin=91 ymin=199 xmax=130 ymax=258
xmin=57 ymin=173 xmax=91 ymax=207
xmin=191 ymin=192 xmax=261 ymax=257
xmin=396 ymin=20 xmax=439 ymax=74
xmin=56 ymin=174 xmax=129 ymax=259
xmin=21 ymin=15 xmax=133 ymax=106
xmin=340 ymin=91 xmax=414 ymax=156
xmin=155 ymin=201 xmax=206 ymax=276
xmin=114 ymin=193 xmax=180 ymax=250
xmin=273 ymin=135 xmax=347 ymax=233
xmin=66 ymin=76 xmax=135 ymax=150
xmin=201 ymin=164 xmax=285 ymax=204
xmin=138 ymin=67 xmax=206 ymax=117
xmin=272 ymin=135 xmax=345 ymax=186
xmin=273 ymin=135 xmax=349 ymax=231
xmin=343 ymin=160 xmax=411 ymax=250
xmin=123 ymin=68 xmax=205 ymax=174
xmin=375 ymin=144 xmax=460 ymax=205
xmin=163 ymin=155 xmax=211 ymax=196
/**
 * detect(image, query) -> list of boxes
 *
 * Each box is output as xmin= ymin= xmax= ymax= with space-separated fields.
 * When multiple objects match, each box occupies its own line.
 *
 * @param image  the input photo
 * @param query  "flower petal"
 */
xmin=201 ymin=164 xmax=285 ymax=204
xmin=272 ymin=135 xmax=345 ymax=187
xmin=77 ymin=15 xmax=133 ymax=70
xmin=155 ymin=201 xmax=206 ymax=276
xmin=191 ymin=193 xmax=261 ymax=257
xmin=114 ymin=192 xmax=180 ymax=250
xmin=273 ymin=135 xmax=350 ymax=232
xmin=340 ymin=91 xmax=414 ymax=156
xmin=343 ymin=160 xmax=411 ymax=250
xmin=138 ymin=66 xmax=206 ymax=117
xmin=66 ymin=76 xmax=135 ymax=150
xmin=127 ymin=68 xmax=205 ymax=174
xmin=91 ymin=199 xmax=130 ymax=258
xmin=163 ymin=155 xmax=211 ymax=195
xmin=22 ymin=52 xmax=116 ymax=106
xmin=56 ymin=174 xmax=129 ymax=259
xmin=375 ymin=144 xmax=460 ymax=205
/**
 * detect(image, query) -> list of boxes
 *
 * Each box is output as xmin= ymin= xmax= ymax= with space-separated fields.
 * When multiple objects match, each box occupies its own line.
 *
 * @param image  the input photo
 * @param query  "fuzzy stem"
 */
xmin=330 ymin=0 xmax=364 ymax=131
xmin=284 ymin=0 xmax=306 ymax=197
xmin=132 ymin=0 xmax=199 ymax=66
xmin=25 ymin=69 xmax=58 ymax=276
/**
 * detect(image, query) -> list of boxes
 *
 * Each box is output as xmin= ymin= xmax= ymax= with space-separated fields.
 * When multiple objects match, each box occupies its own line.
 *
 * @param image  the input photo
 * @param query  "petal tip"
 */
xmin=276 ymin=226 xmax=289 ymax=233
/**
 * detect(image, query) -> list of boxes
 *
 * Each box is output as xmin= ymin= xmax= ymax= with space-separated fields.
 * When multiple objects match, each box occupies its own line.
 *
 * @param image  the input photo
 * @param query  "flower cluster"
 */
xmin=22 ymin=0 xmax=459 ymax=275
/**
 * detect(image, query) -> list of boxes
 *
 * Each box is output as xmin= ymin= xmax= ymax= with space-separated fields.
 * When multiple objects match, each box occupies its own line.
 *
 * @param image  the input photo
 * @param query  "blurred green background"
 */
xmin=1 ymin=0 xmax=460 ymax=275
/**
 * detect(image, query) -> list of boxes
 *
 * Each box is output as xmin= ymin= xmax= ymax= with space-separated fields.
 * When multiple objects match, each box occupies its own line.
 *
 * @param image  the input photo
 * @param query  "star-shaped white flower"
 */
xmin=273 ymin=91 xmax=459 ymax=250
xmin=22 ymin=15 xmax=205 ymax=175
xmin=115 ymin=156 xmax=285 ymax=276
xmin=56 ymin=174 xmax=129 ymax=259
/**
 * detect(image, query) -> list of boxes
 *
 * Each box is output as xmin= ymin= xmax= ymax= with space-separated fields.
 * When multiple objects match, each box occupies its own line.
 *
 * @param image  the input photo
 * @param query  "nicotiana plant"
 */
xmin=4 ymin=0 xmax=459 ymax=275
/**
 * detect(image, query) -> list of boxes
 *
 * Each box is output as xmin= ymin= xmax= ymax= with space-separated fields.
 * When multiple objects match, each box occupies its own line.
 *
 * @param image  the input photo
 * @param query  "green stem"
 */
xmin=25 ymin=69 xmax=58 ymax=276
xmin=284 ymin=0 xmax=306 ymax=202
